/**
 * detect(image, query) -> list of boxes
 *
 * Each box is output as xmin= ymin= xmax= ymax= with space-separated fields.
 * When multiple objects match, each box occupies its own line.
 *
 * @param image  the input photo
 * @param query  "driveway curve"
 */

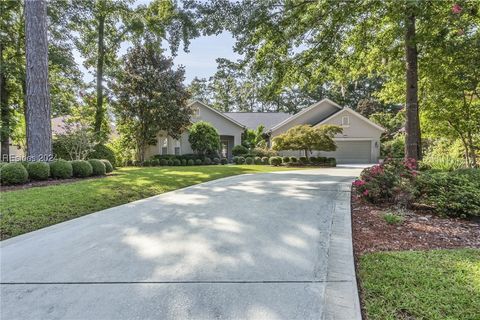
xmin=1 ymin=167 xmax=363 ymax=320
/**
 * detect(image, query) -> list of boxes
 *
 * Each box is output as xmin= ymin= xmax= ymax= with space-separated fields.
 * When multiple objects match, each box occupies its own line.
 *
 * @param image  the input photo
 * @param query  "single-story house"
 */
xmin=145 ymin=99 xmax=384 ymax=164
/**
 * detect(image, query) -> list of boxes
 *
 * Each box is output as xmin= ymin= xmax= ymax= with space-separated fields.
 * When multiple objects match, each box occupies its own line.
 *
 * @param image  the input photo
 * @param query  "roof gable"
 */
xmin=189 ymin=100 xmax=246 ymax=129
xmin=315 ymin=107 xmax=385 ymax=132
xmin=224 ymin=112 xmax=291 ymax=130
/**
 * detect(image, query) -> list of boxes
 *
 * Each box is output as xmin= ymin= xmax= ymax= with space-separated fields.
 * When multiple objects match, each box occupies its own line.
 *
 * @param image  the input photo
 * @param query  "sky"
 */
xmin=75 ymin=32 xmax=241 ymax=85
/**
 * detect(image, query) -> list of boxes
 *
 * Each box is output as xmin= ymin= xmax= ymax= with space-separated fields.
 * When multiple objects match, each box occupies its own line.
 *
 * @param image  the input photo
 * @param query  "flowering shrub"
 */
xmin=353 ymin=158 xmax=419 ymax=207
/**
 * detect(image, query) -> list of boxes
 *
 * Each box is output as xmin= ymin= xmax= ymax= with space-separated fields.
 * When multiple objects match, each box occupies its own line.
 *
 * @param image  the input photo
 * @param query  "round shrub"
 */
xmin=290 ymin=156 xmax=298 ymax=163
xmin=254 ymin=157 xmax=262 ymax=165
xmin=50 ymin=159 xmax=73 ymax=179
xmin=173 ymin=159 xmax=181 ymax=166
xmin=187 ymin=159 xmax=195 ymax=166
xmin=167 ymin=160 xmax=173 ymax=166
xmin=299 ymin=156 xmax=308 ymax=164
xmin=232 ymin=144 xmax=249 ymax=156
xmin=195 ymin=159 xmax=203 ymax=165
xmin=88 ymin=159 xmax=106 ymax=176
xmin=71 ymin=160 xmax=93 ymax=178
xmin=327 ymin=158 xmax=336 ymax=167
xmin=150 ymin=159 xmax=160 ymax=167
xmin=220 ymin=158 xmax=228 ymax=165
xmin=318 ymin=156 xmax=327 ymax=164
xmin=237 ymin=156 xmax=245 ymax=164
xmin=181 ymin=159 xmax=187 ymax=166
xmin=88 ymin=144 xmax=116 ymax=167
xmin=0 ymin=162 xmax=28 ymax=185
xmin=213 ymin=157 xmax=220 ymax=165
xmin=159 ymin=159 xmax=168 ymax=166
xmin=204 ymin=157 xmax=212 ymax=165
xmin=245 ymin=157 xmax=254 ymax=165
xmin=310 ymin=156 xmax=318 ymax=164
xmin=261 ymin=157 xmax=269 ymax=165
xmin=282 ymin=156 xmax=290 ymax=163
xmin=269 ymin=157 xmax=282 ymax=166
xmin=27 ymin=162 xmax=50 ymax=181
xmin=101 ymin=159 xmax=114 ymax=173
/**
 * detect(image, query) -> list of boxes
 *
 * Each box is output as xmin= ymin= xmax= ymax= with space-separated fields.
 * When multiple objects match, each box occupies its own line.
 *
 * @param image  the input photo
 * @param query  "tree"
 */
xmin=192 ymin=1 xmax=479 ymax=161
xmin=188 ymin=121 xmax=221 ymax=155
xmin=53 ymin=121 xmax=95 ymax=160
xmin=272 ymin=125 xmax=343 ymax=159
xmin=112 ymin=43 xmax=191 ymax=162
xmin=24 ymin=0 xmax=52 ymax=161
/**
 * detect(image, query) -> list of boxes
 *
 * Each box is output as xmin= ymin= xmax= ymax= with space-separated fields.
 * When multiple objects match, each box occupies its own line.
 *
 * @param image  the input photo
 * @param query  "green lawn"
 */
xmin=0 ymin=165 xmax=299 ymax=240
xmin=359 ymin=249 xmax=480 ymax=320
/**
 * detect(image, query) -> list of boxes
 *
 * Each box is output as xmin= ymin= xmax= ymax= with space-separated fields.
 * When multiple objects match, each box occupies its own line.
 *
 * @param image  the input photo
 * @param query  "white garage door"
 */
xmin=321 ymin=140 xmax=372 ymax=164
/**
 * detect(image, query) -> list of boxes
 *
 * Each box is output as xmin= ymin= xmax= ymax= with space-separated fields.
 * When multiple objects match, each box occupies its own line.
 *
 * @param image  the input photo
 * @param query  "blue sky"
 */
xmin=75 ymin=32 xmax=241 ymax=85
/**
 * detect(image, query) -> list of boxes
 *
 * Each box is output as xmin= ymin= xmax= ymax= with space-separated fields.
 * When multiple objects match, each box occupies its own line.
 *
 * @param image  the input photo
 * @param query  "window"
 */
xmin=161 ymin=138 xmax=168 ymax=155
xmin=174 ymin=140 xmax=180 ymax=155
xmin=341 ymin=116 xmax=350 ymax=126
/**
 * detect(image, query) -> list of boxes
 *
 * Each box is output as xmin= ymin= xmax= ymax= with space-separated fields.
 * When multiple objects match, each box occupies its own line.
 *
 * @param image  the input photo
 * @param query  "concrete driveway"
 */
xmin=1 ymin=167 xmax=363 ymax=320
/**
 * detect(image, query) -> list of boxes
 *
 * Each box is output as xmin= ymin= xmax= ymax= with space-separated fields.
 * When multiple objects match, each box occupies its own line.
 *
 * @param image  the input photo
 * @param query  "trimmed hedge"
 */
xmin=204 ymin=157 xmax=212 ymax=165
xmin=88 ymin=144 xmax=116 ymax=167
xmin=88 ymin=159 xmax=106 ymax=176
xmin=220 ymin=158 xmax=228 ymax=165
xmin=245 ymin=157 xmax=254 ymax=165
xmin=50 ymin=160 xmax=73 ymax=179
xmin=0 ymin=163 xmax=28 ymax=185
xmin=269 ymin=156 xmax=282 ymax=166
xmin=101 ymin=159 xmax=114 ymax=173
xmin=195 ymin=159 xmax=202 ymax=165
xmin=71 ymin=160 xmax=93 ymax=178
xmin=232 ymin=144 xmax=249 ymax=156
xmin=181 ymin=159 xmax=187 ymax=166
xmin=27 ymin=162 xmax=50 ymax=181
xmin=261 ymin=157 xmax=269 ymax=164
xmin=282 ymin=156 xmax=290 ymax=163
xmin=173 ymin=159 xmax=181 ymax=166
xmin=159 ymin=159 xmax=168 ymax=166
xmin=254 ymin=156 xmax=262 ymax=165
xmin=187 ymin=159 xmax=195 ymax=166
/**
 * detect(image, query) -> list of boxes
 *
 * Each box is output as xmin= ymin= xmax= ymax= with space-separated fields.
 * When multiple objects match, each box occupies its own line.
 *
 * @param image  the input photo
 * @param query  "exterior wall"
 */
xmin=146 ymin=101 xmax=244 ymax=159
xmin=316 ymin=109 xmax=382 ymax=163
xmin=271 ymin=100 xmax=340 ymax=136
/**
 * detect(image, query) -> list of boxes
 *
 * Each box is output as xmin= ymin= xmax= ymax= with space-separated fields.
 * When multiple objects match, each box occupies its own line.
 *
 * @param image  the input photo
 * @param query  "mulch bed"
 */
xmin=351 ymin=193 xmax=480 ymax=256
xmin=0 ymin=174 xmax=117 ymax=192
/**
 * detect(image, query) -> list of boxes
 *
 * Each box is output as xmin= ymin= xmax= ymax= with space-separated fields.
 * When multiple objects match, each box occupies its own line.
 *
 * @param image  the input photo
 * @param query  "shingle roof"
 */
xmin=223 ymin=112 xmax=292 ymax=130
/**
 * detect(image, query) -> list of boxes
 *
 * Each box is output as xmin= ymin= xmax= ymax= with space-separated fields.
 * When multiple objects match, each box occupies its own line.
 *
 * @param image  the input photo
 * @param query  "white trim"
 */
xmin=269 ymin=98 xmax=343 ymax=132
xmin=333 ymin=137 xmax=374 ymax=141
xmin=188 ymin=100 xmax=246 ymax=129
xmin=315 ymin=107 xmax=385 ymax=132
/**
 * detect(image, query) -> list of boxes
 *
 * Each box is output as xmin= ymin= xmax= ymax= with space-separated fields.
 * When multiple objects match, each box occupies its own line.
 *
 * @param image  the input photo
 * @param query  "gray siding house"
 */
xmin=146 ymin=99 xmax=384 ymax=164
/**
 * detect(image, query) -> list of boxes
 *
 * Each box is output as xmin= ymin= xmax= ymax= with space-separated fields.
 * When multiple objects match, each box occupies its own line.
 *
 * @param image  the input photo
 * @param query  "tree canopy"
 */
xmin=188 ymin=121 xmax=221 ymax=156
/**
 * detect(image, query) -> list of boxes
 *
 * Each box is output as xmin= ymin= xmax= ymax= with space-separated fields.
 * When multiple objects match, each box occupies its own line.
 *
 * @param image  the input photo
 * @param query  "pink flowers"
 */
xmin=370 ymin=164 xmax=384 ymax=175
xmin=363 ymin=190 xmax=369 ymax=196
xmin=353 ymin=179 xmax=366 ymax=187
xmin=452 ymin=4 xmax=462 ymax=14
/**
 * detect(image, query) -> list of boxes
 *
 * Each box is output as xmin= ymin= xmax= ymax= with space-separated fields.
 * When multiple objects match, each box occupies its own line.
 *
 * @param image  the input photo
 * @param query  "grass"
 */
xmin=359 ymin=249 xmax=480 ymax=320
xmin=0 ymin=165 xmax=300 ymax=239
xmin=382 ymin=211 xmax=405 ymax=225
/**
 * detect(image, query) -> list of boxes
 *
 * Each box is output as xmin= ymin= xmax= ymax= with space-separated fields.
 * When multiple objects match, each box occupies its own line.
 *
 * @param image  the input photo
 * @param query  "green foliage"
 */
xmin=0 ymin=163 xmax=28 ymax=185
xmin=261 ymin=157 xmax=269 ymax=165
xmin=220 ymin=158 xmax=228 ymax=165
xmin=381 ymin=134 xmax=405 ymax=158
xmin=273 ymin=125 xmax=342 ymax=157
xmin=245 ymin=157 xmax=254 ymax=165
xmin=254 ymin=156 xmax=262 ymax=165
xmin=416 ymin=169 xmax=480 ymax=217
xmin=173 ymin=159 xmax=181 ymax=166
xmin=236 ymin=156 xmax=245 ymax=164
xmin=213 ymin=157 xmax=220 ymax=164
xmin=290 ymin=157 xmax=297 ymax=163
xmin=232 ymin=144 xmax=249 ymax=156
xmin=242 ymin=125 xmax=267 ymax=149
xmin=422 ymin=156 xmax=465 ymax=172
xmin=282 ymin=156 xmax=290 ymax=163
xmin=101 ymin=159 xmax=114 ymax=173
xmin=181 ymin=159 xmax=187 ymax=166
xmin=71 ymin=160 xmax=93 ymax=178
xmin=269 ymin=156 xmax=281 ymax=166
xmin=299 ymin=156 xmax=308 ymax=164
xmin=159 ymin=159 xmax=168 ymax=166
xmin=27 ymin=162 xmax=50 ymax=181
xmin=188 ymin=121 xmax=221 ymax=155
xmin=88 ymin=144 xmax=116 ymax=167
xmin=88 ymin=159 xmax=106 ymax=176
xmin=382 ymin=211 xmax=405 ymax=225
xmin=327 ymin=158 xmax=337 ymax=167
xmin=187 ymin=159 xmax=195 ymax=166
xmin=49 ymin=160 xmax=73 ymax=179
xmin=203 ymin=157 xmax=212 ymax=165
xmin=195 ymin=159 xmax=202 ymax=165
xmin=53 ymin=121 xmax=96 ymax=161
xmin=113 ymin=43 xmax=191 ymax=162
xmin=167 ymin=160 xmax=173 ymax=166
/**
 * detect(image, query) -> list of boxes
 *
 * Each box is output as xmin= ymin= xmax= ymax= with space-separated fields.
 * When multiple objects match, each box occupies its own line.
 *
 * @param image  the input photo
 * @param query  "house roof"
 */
xmin=268 ymin=98 xmax=343 ymax=132
xmin=189 ymin=100 xmax=246 ymax=129
xmin=314 ymin=107 xmax=386 ymax=132
xmin=223 ymin=112 xmax=291 ymax=130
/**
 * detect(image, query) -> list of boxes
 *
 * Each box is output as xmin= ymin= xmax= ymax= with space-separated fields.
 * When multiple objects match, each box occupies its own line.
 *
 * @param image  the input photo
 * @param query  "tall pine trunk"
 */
xmin=25 ymin=0 xmax=52 ymax=161
xmin=94 ymin=15 xmax=105 ymax=139
xmin=0 ymin=42 xmax=10 ymax=161
xmin=404 ymin=5 xmax=422 ymax=161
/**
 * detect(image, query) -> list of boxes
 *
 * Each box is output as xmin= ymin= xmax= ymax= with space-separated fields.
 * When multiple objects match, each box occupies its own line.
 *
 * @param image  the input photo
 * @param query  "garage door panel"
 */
xmin=319 ymin=141 xmax=371 ymax=164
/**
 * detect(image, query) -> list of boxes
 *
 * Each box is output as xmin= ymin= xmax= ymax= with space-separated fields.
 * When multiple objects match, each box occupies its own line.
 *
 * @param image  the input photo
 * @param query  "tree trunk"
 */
xmin=404 ymin=5 xmax=422 ymax=161
xmin=94 ymin=15 xmax=105 ymax=139
xmin=0 ymin=42 xmax=10 ymax=162
xmin=25 ymin=0 xmax=52 ymax=161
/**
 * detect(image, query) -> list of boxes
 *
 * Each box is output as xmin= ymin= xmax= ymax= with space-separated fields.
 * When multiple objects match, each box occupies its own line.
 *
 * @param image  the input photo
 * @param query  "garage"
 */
xmin=321 ymin=140 xmax=372 ymax=164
